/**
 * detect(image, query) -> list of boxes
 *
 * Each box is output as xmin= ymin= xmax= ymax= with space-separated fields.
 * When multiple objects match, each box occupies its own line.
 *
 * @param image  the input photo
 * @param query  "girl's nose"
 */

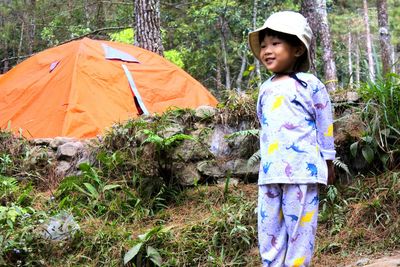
xmin=263 ymin=45 xmax=272 ymax=55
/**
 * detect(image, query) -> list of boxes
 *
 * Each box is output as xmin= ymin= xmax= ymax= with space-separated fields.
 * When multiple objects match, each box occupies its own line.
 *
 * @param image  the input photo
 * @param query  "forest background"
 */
xmin=1 ymin=0 xmax=399 ymax=94
xmin=1 ymin=0 xmax=400 ymax=266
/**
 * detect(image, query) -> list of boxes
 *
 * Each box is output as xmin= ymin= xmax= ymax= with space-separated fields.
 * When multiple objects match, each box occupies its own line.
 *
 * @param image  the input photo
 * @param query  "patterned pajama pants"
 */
xmin=258 ymin=184 xmax=319 ymax=267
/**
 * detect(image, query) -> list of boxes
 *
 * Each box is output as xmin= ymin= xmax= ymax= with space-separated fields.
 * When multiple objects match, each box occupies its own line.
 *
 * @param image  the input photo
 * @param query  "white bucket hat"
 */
xmin=248 ymin=11 xmax=312 ymax=72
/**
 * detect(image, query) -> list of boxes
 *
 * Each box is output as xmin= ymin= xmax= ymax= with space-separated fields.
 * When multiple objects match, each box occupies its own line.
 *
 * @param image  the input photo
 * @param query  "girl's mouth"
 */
xmin=265 ymin=58 xmax=274 ymax=64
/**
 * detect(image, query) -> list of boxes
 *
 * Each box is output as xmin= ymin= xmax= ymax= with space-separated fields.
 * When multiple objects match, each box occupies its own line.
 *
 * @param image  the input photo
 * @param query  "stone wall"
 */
xmin=26 ymin=97 xmax=363 ymax=186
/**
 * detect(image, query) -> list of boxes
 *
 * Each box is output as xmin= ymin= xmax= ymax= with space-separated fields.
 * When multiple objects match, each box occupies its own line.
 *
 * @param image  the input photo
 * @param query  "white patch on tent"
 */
xmin=121 ymin=64 xmax=149 ymax=116
xmin=102 ymin=44 xmax=140 ymax=63
xmin=49 ymin=61 xmax=59 ymax=72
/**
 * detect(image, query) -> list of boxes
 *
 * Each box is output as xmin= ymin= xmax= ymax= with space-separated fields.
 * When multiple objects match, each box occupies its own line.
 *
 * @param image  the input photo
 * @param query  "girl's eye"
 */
xmin=272 ymin=42 xmax=280 ymax=46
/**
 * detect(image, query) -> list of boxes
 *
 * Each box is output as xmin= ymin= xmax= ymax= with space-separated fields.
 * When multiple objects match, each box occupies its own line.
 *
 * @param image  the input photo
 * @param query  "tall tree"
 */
xmin=252 ymin=0 xmax=262 ymax=86
xmin=218 ymin=14 xmax=231 ymax=90
xmin=363 ymin=0 xmax=375 ymax=82
xmin=134 ymin=0 xmax=164 ymax=56
xmin=355 ymin=36 xmax=361 ymax=87
xmin=315 ymin=0 xmax=338 ymax=92
xmin=348 ymin=32 xmax=353 ymax=87
xmin=300 ymin=0 xmax=317 ymax=75
xmin=376 ymin=0 xmax=393 ymax=76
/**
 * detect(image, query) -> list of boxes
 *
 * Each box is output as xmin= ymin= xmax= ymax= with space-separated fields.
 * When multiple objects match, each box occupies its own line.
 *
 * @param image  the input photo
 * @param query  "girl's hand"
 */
xmin=326 ymin=160 xmax=335 ymax=185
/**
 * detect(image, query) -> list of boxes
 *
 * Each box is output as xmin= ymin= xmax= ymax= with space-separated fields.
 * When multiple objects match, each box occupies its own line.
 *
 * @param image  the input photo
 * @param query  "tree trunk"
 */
xmin=27 ymin=0 xmax=36 ymax=55
xmin=396 ymin=44 xmax=400 ymax=74
xmin=348 ymin=32 xmax=353 ymax=88
xmin=2 ymin=40 xmax=9 ymax=73
xmin=216 ymin=59 xmax=223 ymax=93
xmin=363 ymin=0 xmax=375 ymax=82
xmin=219 ymin=15 xmax=231 ymax=90
xmin=17 ymin=21 xmax=24 ymax=64
xmin=252 ymin=0 xmax=261 ymax=86
xmin=300 ymin=0 xmax=317 ymax=75
xmin=84 ymin=0 xmax=90 ymax=27
xmin=315 ymin=0 xmax=337 ymax=92
xmin=355 ymin=37 xmax=361 ymax=87
xmin=376 ymin=0 xmax=392 ymax=76
xmin=134 ymin=0 xmax=164 ymax=56
xmin=96 ymin=0 xmax=105 ymax=29
xmin=235 ymin=50 xmax=247 ymax=92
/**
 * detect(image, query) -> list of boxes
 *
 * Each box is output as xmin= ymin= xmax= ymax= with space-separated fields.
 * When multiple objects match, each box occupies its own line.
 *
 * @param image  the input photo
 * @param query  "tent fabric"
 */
xmin=0 ymin=38 xmax=218 ymax=139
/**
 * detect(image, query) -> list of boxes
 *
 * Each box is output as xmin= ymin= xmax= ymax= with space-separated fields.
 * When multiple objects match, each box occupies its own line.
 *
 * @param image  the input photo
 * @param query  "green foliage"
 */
xmin=216 ymin=90 xmax=258 ymax=127
xmin=164 ymin=49 xmax=185 ymax=68
xmin=124 ymin=226 xmax=166 ymax=266
xmin=57 ymin=163 xmax=143 ymax=218
xmin=140 ymin=129 xmax=195 ymax=151
xmin=109 ymin=28 xmax=134 ymax=44
xmin=57 ymin=109 xmax=198 ymax=219
xmin=319 ymin=185 xmax=347 ymax=235
xmin=159 ymin=191 xmax=257 ymax=266
xmin=317 ymin=171 xmax=400 ymax=255
xmin=0 ymin=176 xmax=51 ymax=266
xmin=0 ymin=176 xmax=19 ymax=205
xmin=225 ymin=129 xmax=259 ymax=139
xmin=0 ymin=154 xmax=12 ymax=174
xmin=350 ymin=74 xmax=400 ymax=170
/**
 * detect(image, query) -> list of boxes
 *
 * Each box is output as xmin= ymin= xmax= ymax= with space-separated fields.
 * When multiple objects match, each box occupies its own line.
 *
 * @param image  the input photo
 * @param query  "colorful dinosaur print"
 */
xmin=271 ymin=95 xmax=284 ymax=110
xmin=314 ymin=101 xmax=329 ymax=109
xmin=290 ymin=95 xmax=305 ymax=108
xmin=324 ymin=124 xmax=333 ymax=137
xmin=283 ymin=160 xmax=293 ymax=178
xmin=305 ymin=117 xmax=316 ymax=129
xmin=260 ymin=205 xmax=268 ymax=223
xmin=261 ymin=113 xmax=268 ymax=125
xmin=309 ymin=241 xmax=314 ymax=251
xmin=261 ymin=133 xmax=268 ymax=143
xmin=286 ymin=214 xmax=299 ymax=222
xmin=268 ymin=141 xmax=279 ymax=155
xmin=306 ymin=162 xmax=318 ymax=177
xmin=263 ymin=259 xmax=273 ymax=266
xmin=267 ymin=233 xmax=279 ymax=250
xmin=266 ymin=190 xmax=280 ymax=198
xmin=296 ymin=185 xmax=303 ymax=202
xmin=286 ymin=143 xmax=307 ymax=153
xmin=308 ymin=196 xmax=319 ymax=205
xmin=290 ymin=233 xmax=300 ymax=243
xmin=292 ymin=256 xmax=306 ymax=267
xmin=300 ymin=210 xmax=316 ymax=226
xmin=312 ymin=87 xmax=320 ymax=95
xmin=279 ymin=122 xmax=300 ymax=131
xmin=263 ymin=162 xmax=272 ymax=174
xmin=297 ymin=131 xmax=313 ymax=143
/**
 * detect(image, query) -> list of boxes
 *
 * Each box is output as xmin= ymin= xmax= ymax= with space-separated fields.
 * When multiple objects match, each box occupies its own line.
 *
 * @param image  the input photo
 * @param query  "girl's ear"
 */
xmin=295 ymin=45 xmax=306 ymax=57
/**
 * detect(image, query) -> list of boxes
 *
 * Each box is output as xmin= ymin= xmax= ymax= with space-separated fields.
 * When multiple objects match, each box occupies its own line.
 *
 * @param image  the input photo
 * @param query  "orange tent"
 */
xmin=0 ymin=38 xmax=218 ymax=139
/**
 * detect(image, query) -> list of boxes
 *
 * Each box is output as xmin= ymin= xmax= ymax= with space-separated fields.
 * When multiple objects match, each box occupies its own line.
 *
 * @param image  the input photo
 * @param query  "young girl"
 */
xmin=248 ymin=11 xmax=336 ymax=266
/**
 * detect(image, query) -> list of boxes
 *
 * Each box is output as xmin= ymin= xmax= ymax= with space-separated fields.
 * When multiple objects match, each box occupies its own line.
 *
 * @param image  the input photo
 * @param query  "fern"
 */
xmin=333 ymin=157 xmax=351 ymax=176
xmin=247 ymin=150 xmax=261 ymax=167
xmin=225 ymin=129 xmax=260 ymax=140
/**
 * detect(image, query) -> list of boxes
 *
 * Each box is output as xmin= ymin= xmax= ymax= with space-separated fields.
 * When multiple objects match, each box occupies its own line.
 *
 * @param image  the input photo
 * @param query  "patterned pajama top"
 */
xmin=257 ymin=72 xmax=336 ymax=185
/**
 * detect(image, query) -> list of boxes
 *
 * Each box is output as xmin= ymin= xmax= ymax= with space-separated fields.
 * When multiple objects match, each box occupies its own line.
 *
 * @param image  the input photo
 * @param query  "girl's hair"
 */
xmin=259 ymin=28 xmax=307 ymax=72
xmin=259 ymin=28 xmax=303 ymax=47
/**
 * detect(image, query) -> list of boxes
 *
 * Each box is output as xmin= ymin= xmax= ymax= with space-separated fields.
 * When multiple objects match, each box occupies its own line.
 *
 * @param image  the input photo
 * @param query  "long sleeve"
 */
xmin=311 ymin=81 xmax=336 ymax=160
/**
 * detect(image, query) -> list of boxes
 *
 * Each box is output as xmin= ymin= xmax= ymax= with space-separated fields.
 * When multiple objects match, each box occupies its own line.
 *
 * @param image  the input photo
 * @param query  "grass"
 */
xmin=1 ymin=175 xmax=399 ymax=266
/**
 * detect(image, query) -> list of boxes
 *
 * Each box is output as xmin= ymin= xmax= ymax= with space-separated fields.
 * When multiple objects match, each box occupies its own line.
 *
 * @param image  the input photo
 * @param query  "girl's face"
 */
xmin=259 ymin=35 xmax=305 ymax=74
